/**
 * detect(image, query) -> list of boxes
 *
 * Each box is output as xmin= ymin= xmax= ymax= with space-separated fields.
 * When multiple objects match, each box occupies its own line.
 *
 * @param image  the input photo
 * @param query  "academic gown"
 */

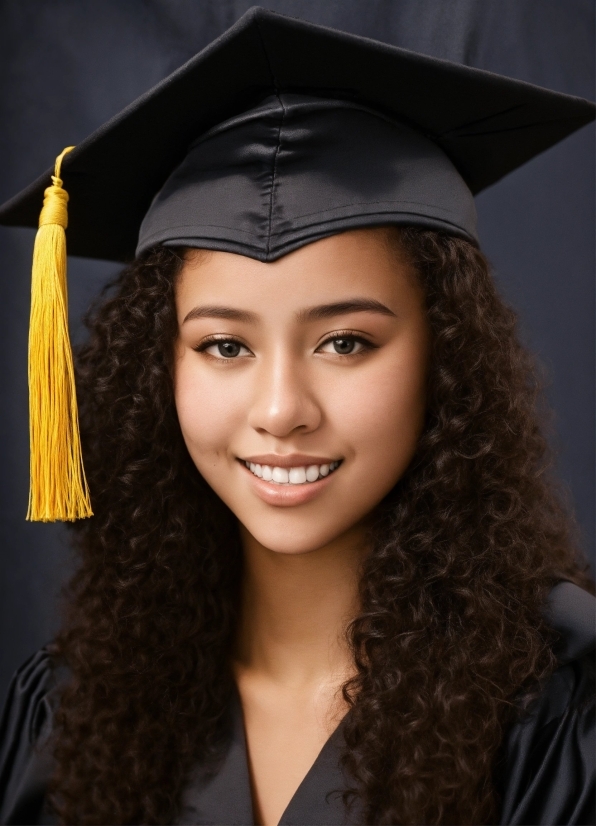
xmin=0 ymin=582 xmax=594 ymax=826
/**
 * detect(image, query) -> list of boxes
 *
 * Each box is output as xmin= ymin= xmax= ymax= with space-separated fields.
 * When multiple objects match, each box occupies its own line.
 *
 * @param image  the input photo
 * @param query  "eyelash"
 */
xmin=194 ymin=335 xmax=251 ymax=361
xmin=194 ymin=331 xmax=376 ymax=361
xmin=318 ymin=330 xmax=376 ymax=356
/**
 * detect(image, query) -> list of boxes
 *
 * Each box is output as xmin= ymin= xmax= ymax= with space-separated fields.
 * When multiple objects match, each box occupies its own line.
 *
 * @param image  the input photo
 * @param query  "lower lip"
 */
xmin=238 ymin=461 xmax=339 ymax=507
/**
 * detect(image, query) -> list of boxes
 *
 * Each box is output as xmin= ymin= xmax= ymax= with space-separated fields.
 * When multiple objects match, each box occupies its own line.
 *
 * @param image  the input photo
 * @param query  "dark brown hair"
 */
xmin=48 ymin=231 xmax=593 ymax=824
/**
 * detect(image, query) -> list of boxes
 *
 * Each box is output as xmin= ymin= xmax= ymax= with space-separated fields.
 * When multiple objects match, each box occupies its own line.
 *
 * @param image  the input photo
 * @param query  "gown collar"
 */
xmin=179 ymin=689 xmax=361 ymax=826
xmin=173 ymin=581 xmax=596 ymax=825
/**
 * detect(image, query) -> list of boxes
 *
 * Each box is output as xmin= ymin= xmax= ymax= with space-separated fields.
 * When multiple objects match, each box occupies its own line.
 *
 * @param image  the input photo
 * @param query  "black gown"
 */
xmin=0 ymin=582 xmax=594 ymax=825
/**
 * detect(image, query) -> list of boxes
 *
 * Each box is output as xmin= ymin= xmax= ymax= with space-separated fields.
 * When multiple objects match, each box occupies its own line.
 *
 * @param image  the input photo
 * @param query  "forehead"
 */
xmin=175 ymin=228 xmax=421 ymax=315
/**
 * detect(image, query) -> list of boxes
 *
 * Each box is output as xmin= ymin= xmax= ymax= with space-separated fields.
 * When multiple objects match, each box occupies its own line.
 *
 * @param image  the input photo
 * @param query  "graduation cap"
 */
xmin=0 ymin=6 xmax=593 ymax=522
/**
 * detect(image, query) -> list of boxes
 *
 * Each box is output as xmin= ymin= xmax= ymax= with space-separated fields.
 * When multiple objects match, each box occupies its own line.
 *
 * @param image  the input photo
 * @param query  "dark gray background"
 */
xmin=1 ymin=0 xmax=594 ymax=704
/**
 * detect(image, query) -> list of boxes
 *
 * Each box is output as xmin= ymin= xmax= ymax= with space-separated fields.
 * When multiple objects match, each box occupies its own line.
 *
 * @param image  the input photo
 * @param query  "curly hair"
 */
xmin=48 ymin=232 xmax=593 ymax=824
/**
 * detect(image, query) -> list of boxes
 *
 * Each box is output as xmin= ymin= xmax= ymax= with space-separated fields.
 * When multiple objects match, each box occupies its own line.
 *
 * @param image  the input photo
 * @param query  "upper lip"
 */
xmin=239 ymin=454 xmax=340 ymax=468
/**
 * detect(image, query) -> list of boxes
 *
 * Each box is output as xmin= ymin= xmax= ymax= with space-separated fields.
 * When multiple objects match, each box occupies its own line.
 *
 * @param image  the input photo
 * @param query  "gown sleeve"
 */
xmin=498 ymin=651 xmax=595 ymax=824
xmin=0 ymin=648 xmax=58 ymax=825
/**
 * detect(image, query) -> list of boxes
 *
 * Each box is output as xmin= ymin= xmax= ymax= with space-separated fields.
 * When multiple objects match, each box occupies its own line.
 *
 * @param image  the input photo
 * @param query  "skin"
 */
xmin=174 ymin=228 xmax=430 ymax=826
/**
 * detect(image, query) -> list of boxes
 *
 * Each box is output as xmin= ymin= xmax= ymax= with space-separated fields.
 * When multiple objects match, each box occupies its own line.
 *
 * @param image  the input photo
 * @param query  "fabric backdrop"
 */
xmin=0 ymin=0 xmax=593 ymax=704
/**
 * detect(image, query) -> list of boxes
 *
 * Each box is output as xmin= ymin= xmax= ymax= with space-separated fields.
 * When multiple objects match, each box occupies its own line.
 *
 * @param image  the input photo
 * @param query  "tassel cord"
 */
xmin=27 ymin=146 xmax=92 ymax=521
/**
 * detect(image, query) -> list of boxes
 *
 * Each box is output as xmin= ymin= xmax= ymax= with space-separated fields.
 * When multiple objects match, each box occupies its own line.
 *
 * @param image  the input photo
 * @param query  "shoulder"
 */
xmin=499 ymin=583 xmax=595 ymax=826
xmin=2 ymin=648 xmax=61 ymax=734
xmin=0 ymin=647 xmax=67 ymax=825
xmin=546 ymin=581 xmax=595 ymax=666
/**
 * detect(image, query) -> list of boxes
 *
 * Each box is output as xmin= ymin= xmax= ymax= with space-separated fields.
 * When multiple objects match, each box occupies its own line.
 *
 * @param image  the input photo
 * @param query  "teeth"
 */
xmin=272 ymin=467 xmax=289 ymax=484
xmin=243 ymin=460 xmax=341 ymax=485
xmin=289 ymin=467 xmax=306 ymax=484
xmin=305 ymin=465 xmax=319 ymax=482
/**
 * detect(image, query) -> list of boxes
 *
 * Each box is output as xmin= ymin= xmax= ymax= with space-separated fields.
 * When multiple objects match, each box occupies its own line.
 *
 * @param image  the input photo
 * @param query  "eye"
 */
xmin=196 ymin=337 xmax=252 ymax=359
xmin=214 ymin=341 xmax=242 ymax=358
xmin=317 ymin=334 xmax=372 ymax=356
xmin=330 ymin=338 xmax=358 ymax=355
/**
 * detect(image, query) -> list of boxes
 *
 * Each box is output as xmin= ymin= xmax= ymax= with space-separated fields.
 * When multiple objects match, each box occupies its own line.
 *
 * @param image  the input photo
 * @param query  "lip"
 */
xmin=239 ymin=453 xmax=340 ymax=468
xmin=238 ymin=458 xmax=341 ymax=507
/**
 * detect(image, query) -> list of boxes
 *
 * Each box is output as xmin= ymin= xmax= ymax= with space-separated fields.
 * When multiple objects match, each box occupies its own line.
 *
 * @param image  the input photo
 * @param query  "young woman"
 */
xmin=0 ymin=9 xmax=594 ymax=825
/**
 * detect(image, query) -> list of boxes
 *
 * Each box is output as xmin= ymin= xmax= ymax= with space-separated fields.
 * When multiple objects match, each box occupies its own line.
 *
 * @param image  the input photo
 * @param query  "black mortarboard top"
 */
xmin=0 ymin=6 xmax=593 ymax=263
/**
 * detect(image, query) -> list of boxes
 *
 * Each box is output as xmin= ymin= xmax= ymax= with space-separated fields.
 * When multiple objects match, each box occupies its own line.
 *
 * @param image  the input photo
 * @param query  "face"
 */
xmin=174 ymin=228 xmax=430 ymax=556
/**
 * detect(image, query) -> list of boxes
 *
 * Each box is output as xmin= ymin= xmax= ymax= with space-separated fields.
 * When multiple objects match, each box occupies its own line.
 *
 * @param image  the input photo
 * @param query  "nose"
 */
xmin=247 ymin=349 xmax=321 ymax=437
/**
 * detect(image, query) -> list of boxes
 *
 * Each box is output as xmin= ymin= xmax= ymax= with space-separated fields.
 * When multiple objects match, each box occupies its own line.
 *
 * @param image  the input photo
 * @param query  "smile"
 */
xmin=242 ymin=460 xmax=341 ymax=485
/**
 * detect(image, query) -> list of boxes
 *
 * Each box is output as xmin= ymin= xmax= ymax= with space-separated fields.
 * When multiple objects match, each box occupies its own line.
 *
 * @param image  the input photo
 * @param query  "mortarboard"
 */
xmin=0 ymin=6 xmax=593 ymax=521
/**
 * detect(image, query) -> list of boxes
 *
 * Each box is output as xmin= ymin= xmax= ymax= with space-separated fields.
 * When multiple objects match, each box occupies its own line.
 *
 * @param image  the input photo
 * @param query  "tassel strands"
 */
xmin=27 ymin=146 xmax=92 ymax=521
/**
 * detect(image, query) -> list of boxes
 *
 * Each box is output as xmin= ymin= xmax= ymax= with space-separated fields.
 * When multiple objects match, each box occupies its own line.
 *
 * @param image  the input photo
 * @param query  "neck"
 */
xmin=234 ymin=525 xmax=368 ymax=687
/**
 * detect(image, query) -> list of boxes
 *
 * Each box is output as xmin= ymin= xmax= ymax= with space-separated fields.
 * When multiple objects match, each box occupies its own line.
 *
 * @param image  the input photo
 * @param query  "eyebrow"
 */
xmin=297 ymin=298 xmax=396 ymax=322
xmin=182 ymin=297 xmax=396 ymax=325
xmin=183 ymin=305 xmax=258 ymax=324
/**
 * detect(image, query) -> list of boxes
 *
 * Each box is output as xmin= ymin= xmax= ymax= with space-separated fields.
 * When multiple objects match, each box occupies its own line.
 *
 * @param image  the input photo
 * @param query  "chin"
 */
xmin=258 ymin=540 xmax=322 ymax=556
xmin=240 ymin=517 xmax=358 ymax=556
xmin=244 ymin=527 xmax=334 ymax=556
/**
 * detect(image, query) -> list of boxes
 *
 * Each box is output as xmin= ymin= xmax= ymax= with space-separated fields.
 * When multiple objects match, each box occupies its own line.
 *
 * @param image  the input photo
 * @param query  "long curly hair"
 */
xmin=48 ymin=230 xmax=593 ymax=824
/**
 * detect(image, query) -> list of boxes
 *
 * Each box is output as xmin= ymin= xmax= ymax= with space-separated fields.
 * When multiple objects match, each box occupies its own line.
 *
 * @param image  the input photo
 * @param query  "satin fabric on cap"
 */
xmin=0 ymin=7 xmax=593 ymax=262
xmin=136 ymin=94 xmax=478 ymax=262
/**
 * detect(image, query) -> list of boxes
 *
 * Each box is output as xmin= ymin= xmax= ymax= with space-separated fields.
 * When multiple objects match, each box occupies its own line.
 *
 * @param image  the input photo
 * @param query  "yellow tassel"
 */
xmin=27 ymin=146 xmax=92 ymax=521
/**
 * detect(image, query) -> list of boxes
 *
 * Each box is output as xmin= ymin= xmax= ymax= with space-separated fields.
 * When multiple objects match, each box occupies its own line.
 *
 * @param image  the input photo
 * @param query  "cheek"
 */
xmin=332 ymin=347 xmax=427 ymax=486
xmin=174 ymin=350 xmax=242 ymax=460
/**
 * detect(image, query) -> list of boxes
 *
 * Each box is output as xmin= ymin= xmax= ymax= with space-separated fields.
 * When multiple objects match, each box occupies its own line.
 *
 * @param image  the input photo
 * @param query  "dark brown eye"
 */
xmin=197 ymin=338 xmax=251 ymax=359
xmin=332 ymin=338 xmax=356 ymax=354
xmin=217 ymin=341 xmax=241 ymax=357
